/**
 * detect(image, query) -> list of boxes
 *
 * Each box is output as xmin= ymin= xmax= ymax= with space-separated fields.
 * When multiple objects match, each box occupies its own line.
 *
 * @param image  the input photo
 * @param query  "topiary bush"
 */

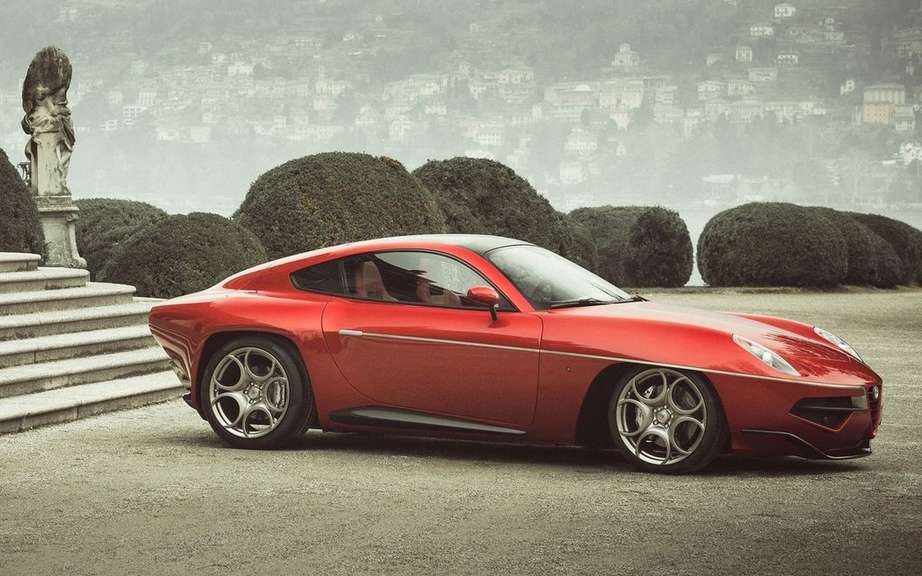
xmin=100 ymin=212 xmax=267 ymax=299
xmin=807 ymin=207 xmax=876 ymax=286
xmin=0 ymin=147 xmax=44 ymax=255
xmin=569 ymin=206 xmax=693 ymax=287
xmin=75 ymin=198 xmax=167 ymax=279
xmin=849 ymin=213 xmax=922 ymax=285
xmin=553 ymin=215 xmax=598 ymax=271
xmin=237 ymin=152 xmax=445 ymax=259
xmin=413 ymin=157 xmax=593 ymax=267
xmin=868 ymin=231 xmax=903 ymax=288
xmin=697 ymin=202 xmax=848 ymax=287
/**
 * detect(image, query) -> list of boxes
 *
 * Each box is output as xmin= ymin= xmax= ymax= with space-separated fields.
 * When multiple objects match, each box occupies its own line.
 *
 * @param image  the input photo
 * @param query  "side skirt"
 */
xmin=329 ymin=406 xmax=527 ymax=436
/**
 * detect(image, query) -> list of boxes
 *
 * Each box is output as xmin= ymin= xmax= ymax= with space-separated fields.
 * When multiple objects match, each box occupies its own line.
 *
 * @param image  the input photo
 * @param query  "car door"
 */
xmin=320 ymin=250 xmax=542 ymax=428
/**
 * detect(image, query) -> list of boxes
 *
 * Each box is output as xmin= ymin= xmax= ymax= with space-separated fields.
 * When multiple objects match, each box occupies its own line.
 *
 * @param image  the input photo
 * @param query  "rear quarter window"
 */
xmin=291 ymin=260 xmax=344 ymax=294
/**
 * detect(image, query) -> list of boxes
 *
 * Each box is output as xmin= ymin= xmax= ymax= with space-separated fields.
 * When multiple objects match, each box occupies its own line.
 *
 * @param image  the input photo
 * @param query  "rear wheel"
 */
xmin=203 ymin=336 xmax=314 ymax=449
xmin=608 ymin=366 xmax=724 ymax=473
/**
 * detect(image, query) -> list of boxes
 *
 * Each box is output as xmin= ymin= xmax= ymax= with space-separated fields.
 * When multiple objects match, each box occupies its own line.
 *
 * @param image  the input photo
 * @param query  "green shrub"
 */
xmin=807 ymin=207 xmax=876 ymax=285
xmin=697 ymin=202 xmax=848 ymax=287
xmin=101 ymin=212 xmax=267 ymax=299
xmin=849 ymin=213 xmax=922 ymax=285
xmin=553 ymin=215 xmax=599 ymax=271
xmin=569 ymin=206 xmax=693 ymax=287
xmin=237 ymin=152 xmax=445 ymax=259
xmin=75 ymin=198 xmax=167 ymax=279
xmin=0 ymin=147 xmax=44 ymax=255
xmin=868 ymin=231 xmax=903 ymax=288
xmin=413 ymin=157 xmax=591 ymax=266
xmin=413 ymin=157 xmax=560 ymax=244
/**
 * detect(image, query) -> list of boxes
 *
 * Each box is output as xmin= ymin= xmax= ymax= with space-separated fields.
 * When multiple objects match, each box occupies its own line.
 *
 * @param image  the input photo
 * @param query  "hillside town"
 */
xmin=1 ymin=0 xmax=921 ymax=215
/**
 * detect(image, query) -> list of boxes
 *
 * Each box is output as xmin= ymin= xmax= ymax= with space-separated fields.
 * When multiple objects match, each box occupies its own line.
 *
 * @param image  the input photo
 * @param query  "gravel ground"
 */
xmin=1 ymin=289 xmax=920 ymax=575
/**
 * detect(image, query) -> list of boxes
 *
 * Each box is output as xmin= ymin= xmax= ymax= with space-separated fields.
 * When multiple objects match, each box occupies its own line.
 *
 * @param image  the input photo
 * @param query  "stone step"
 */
xmin=0 ymin=371 xmax=183 ymax=434
xmin=0 ymin=253 xmax=40 ymax=273
xmin=0 ymin=347 xmax=169 ymax=399
xmin=0 ymin=267 xmax=89 ymax=294
xmin=0 ymin=282 xmax=135 ymax=316
xmin=0 ymin=300 xmax=155 ymax=341
xmin=0 ymin=325 xmax=156 ymax=368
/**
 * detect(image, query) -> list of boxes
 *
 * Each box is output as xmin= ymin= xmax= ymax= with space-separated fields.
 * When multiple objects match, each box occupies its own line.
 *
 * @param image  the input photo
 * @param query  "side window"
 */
xmin=291 ymin=259 xmax=345 ymax=294
xmin=347 ymin=251 xmax=510 ymax=310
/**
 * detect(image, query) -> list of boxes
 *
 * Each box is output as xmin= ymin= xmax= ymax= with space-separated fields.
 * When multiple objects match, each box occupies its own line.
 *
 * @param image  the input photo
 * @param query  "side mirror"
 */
xmin=467 ymin=286 xmax=500 ymax=321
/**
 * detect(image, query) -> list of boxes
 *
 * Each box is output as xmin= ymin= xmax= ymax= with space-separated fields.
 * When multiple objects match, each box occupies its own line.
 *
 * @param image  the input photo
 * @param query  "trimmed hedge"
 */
xmin=0 ymin=147 xmax=44 ymax=255
xmin=807 ymin=207 xmax=876 ymax=286
xmin=569 ymin=206 xmax=693 ymax=287
xmin=101 ymin=212 xmax=267 ymax=299
xmin=75 ymin=198 xmax=167 ymax=279
xmin=238 ymin=152 xmax=445 ymax=259
xmin=413 ymin=157 xmax=593 ymax=267
xmin=697 ymin=202 xmax=847 ymax=287
xmin=554 ymin=215 xmax=599 ymax=271
xmin=868 ymin=231 xmax=903 ymax=288
xmin=849 ymin=213 xmax=922 ymax=285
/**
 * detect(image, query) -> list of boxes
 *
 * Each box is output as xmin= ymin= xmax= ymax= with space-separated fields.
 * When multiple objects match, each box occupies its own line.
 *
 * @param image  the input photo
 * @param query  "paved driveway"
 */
xmin=1 ymin=290 xmax=920 ymax=575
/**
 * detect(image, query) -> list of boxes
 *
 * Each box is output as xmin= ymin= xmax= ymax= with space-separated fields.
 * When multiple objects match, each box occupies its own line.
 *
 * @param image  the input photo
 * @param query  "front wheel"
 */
xmin=608 ymin=367 xmax=725 ymax=473
xmin=203 ymin=336 xmax=314 ymax=449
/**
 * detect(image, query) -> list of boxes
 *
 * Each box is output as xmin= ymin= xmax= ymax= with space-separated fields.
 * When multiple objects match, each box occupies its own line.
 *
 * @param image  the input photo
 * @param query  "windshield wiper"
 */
xmin=548 ymin=297 xmax=619 ymax=309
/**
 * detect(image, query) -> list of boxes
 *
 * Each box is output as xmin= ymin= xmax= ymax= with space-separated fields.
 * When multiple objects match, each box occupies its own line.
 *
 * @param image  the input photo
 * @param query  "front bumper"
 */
xmin=709 ymin=372 xmax=882 ymax=459
xmin=740 ymin=429 xmax=872 ymax=460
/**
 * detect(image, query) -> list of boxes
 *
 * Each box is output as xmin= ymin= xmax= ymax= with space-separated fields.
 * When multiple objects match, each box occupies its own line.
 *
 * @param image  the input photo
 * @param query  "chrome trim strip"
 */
xmin=341 ymin=330 xmax=864 ymax=391
xmin=360 ymin=331 xmax=539 ymax=353
xmin=541 ymin=349 xmax=865 ymax=390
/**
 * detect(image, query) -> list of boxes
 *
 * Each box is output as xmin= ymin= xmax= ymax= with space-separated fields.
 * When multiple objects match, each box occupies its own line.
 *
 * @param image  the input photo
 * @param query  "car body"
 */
xmin=149 ymin=234 xmax=883 ymax=472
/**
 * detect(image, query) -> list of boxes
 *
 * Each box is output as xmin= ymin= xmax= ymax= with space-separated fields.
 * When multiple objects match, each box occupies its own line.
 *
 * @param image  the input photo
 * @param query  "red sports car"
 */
xmin=149 ymin=234 xmax=882 ymax=473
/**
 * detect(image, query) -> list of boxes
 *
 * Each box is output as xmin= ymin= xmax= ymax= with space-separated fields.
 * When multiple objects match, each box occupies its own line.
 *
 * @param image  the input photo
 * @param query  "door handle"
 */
xmin=338 ymin=329 xmax=364 ymax=337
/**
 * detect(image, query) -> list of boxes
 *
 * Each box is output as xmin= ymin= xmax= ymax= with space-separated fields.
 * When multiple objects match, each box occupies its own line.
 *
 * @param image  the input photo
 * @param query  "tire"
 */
xmin=202 ymin=336 xmax=315 ymax=449
xmin=607 ymin=366 xmax=725 ymax=474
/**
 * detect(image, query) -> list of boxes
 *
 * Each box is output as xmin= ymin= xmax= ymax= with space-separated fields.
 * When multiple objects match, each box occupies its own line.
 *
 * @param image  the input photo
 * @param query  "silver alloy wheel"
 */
xmin=615 ymin=368 xmax=708 ymax=466
xmin=208 ymin=347 xmax=290 ymax=439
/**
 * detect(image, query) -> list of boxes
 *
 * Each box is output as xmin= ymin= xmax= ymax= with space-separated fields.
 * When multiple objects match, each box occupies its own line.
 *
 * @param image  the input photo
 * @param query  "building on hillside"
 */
xmin=894 ymin=105 xmax=917 ymax=132
xmin=751 ymin=23 xmax=775 ymax=38
xmin=564 ymin=128 xmax=599 ymax=157
xmin=840 ymin=78 xmax=856 ymax=96
xmin=728 ymin=78 xmax=755 ymax=97
xmin=655 ymin=84 xmax=679 ymax=105
xmin=749 ymin=67 xmax=779 ymax=83
xmin=777 ymin=51 xmax=800 ymax=66
xmin=612 ymin=43 xmax=641 ymax=70
xmin=884 ymin=26 xmax=922 ymax=58
xmin=727 ymin=99 xmax=764 ymax=123
xmin=735 ymin=45 xmax=753 ymax=63
xmin=774 ymin=3 xmax=797 ymax=20
xmin=545 ymin=83 xmax=598 ymax=122
xmin=863 ymin=83 xmax=907 ymax=125
xmin=598 ymin=79 xmax=645 ymax=111
xmin=698 ymin=80 xmax=725 ymax=101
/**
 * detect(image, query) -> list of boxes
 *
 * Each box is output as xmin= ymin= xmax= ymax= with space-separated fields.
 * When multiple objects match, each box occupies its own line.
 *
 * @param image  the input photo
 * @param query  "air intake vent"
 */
xmin=790 ymin=396 xmax=865 ymax=430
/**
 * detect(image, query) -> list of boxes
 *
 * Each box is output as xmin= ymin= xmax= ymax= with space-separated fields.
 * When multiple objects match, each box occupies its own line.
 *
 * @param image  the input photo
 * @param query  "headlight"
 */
xmin=732 ymin=334 xmax=800 ymax=376
xmin=813 ymin=326 xmax=862 ymax=362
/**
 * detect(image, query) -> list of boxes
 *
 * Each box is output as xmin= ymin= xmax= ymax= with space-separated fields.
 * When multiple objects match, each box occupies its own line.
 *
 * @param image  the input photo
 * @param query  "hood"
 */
xmin=543 ymin=300 xmax=868 ymax=381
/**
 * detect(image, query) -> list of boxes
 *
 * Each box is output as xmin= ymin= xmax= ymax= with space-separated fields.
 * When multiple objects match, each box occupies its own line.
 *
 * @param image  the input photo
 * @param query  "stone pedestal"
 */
xmin=35 ymin=195 xmax=85 ymax=268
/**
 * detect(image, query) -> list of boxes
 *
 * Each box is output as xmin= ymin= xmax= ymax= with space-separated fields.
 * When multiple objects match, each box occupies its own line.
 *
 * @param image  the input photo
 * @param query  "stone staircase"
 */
xmin=0 ymin=252 xmax=182 ymax=434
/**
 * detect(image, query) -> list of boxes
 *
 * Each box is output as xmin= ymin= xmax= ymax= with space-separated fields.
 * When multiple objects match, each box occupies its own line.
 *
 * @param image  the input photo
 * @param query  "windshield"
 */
xmin=487 ymin=245 xmax=632 ymax=310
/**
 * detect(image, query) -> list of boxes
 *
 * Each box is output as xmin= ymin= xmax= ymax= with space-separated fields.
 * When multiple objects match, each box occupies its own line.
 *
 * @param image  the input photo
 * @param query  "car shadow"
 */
xmin=179 ymin=430 xmax=862 ymax=476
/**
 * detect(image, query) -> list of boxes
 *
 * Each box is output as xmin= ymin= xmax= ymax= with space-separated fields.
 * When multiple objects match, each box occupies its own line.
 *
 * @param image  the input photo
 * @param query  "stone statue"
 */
xmin=20 ymin=47 xmax=84 ymax=268
xmin=22 ymin=46 xmax=75 ymax=198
